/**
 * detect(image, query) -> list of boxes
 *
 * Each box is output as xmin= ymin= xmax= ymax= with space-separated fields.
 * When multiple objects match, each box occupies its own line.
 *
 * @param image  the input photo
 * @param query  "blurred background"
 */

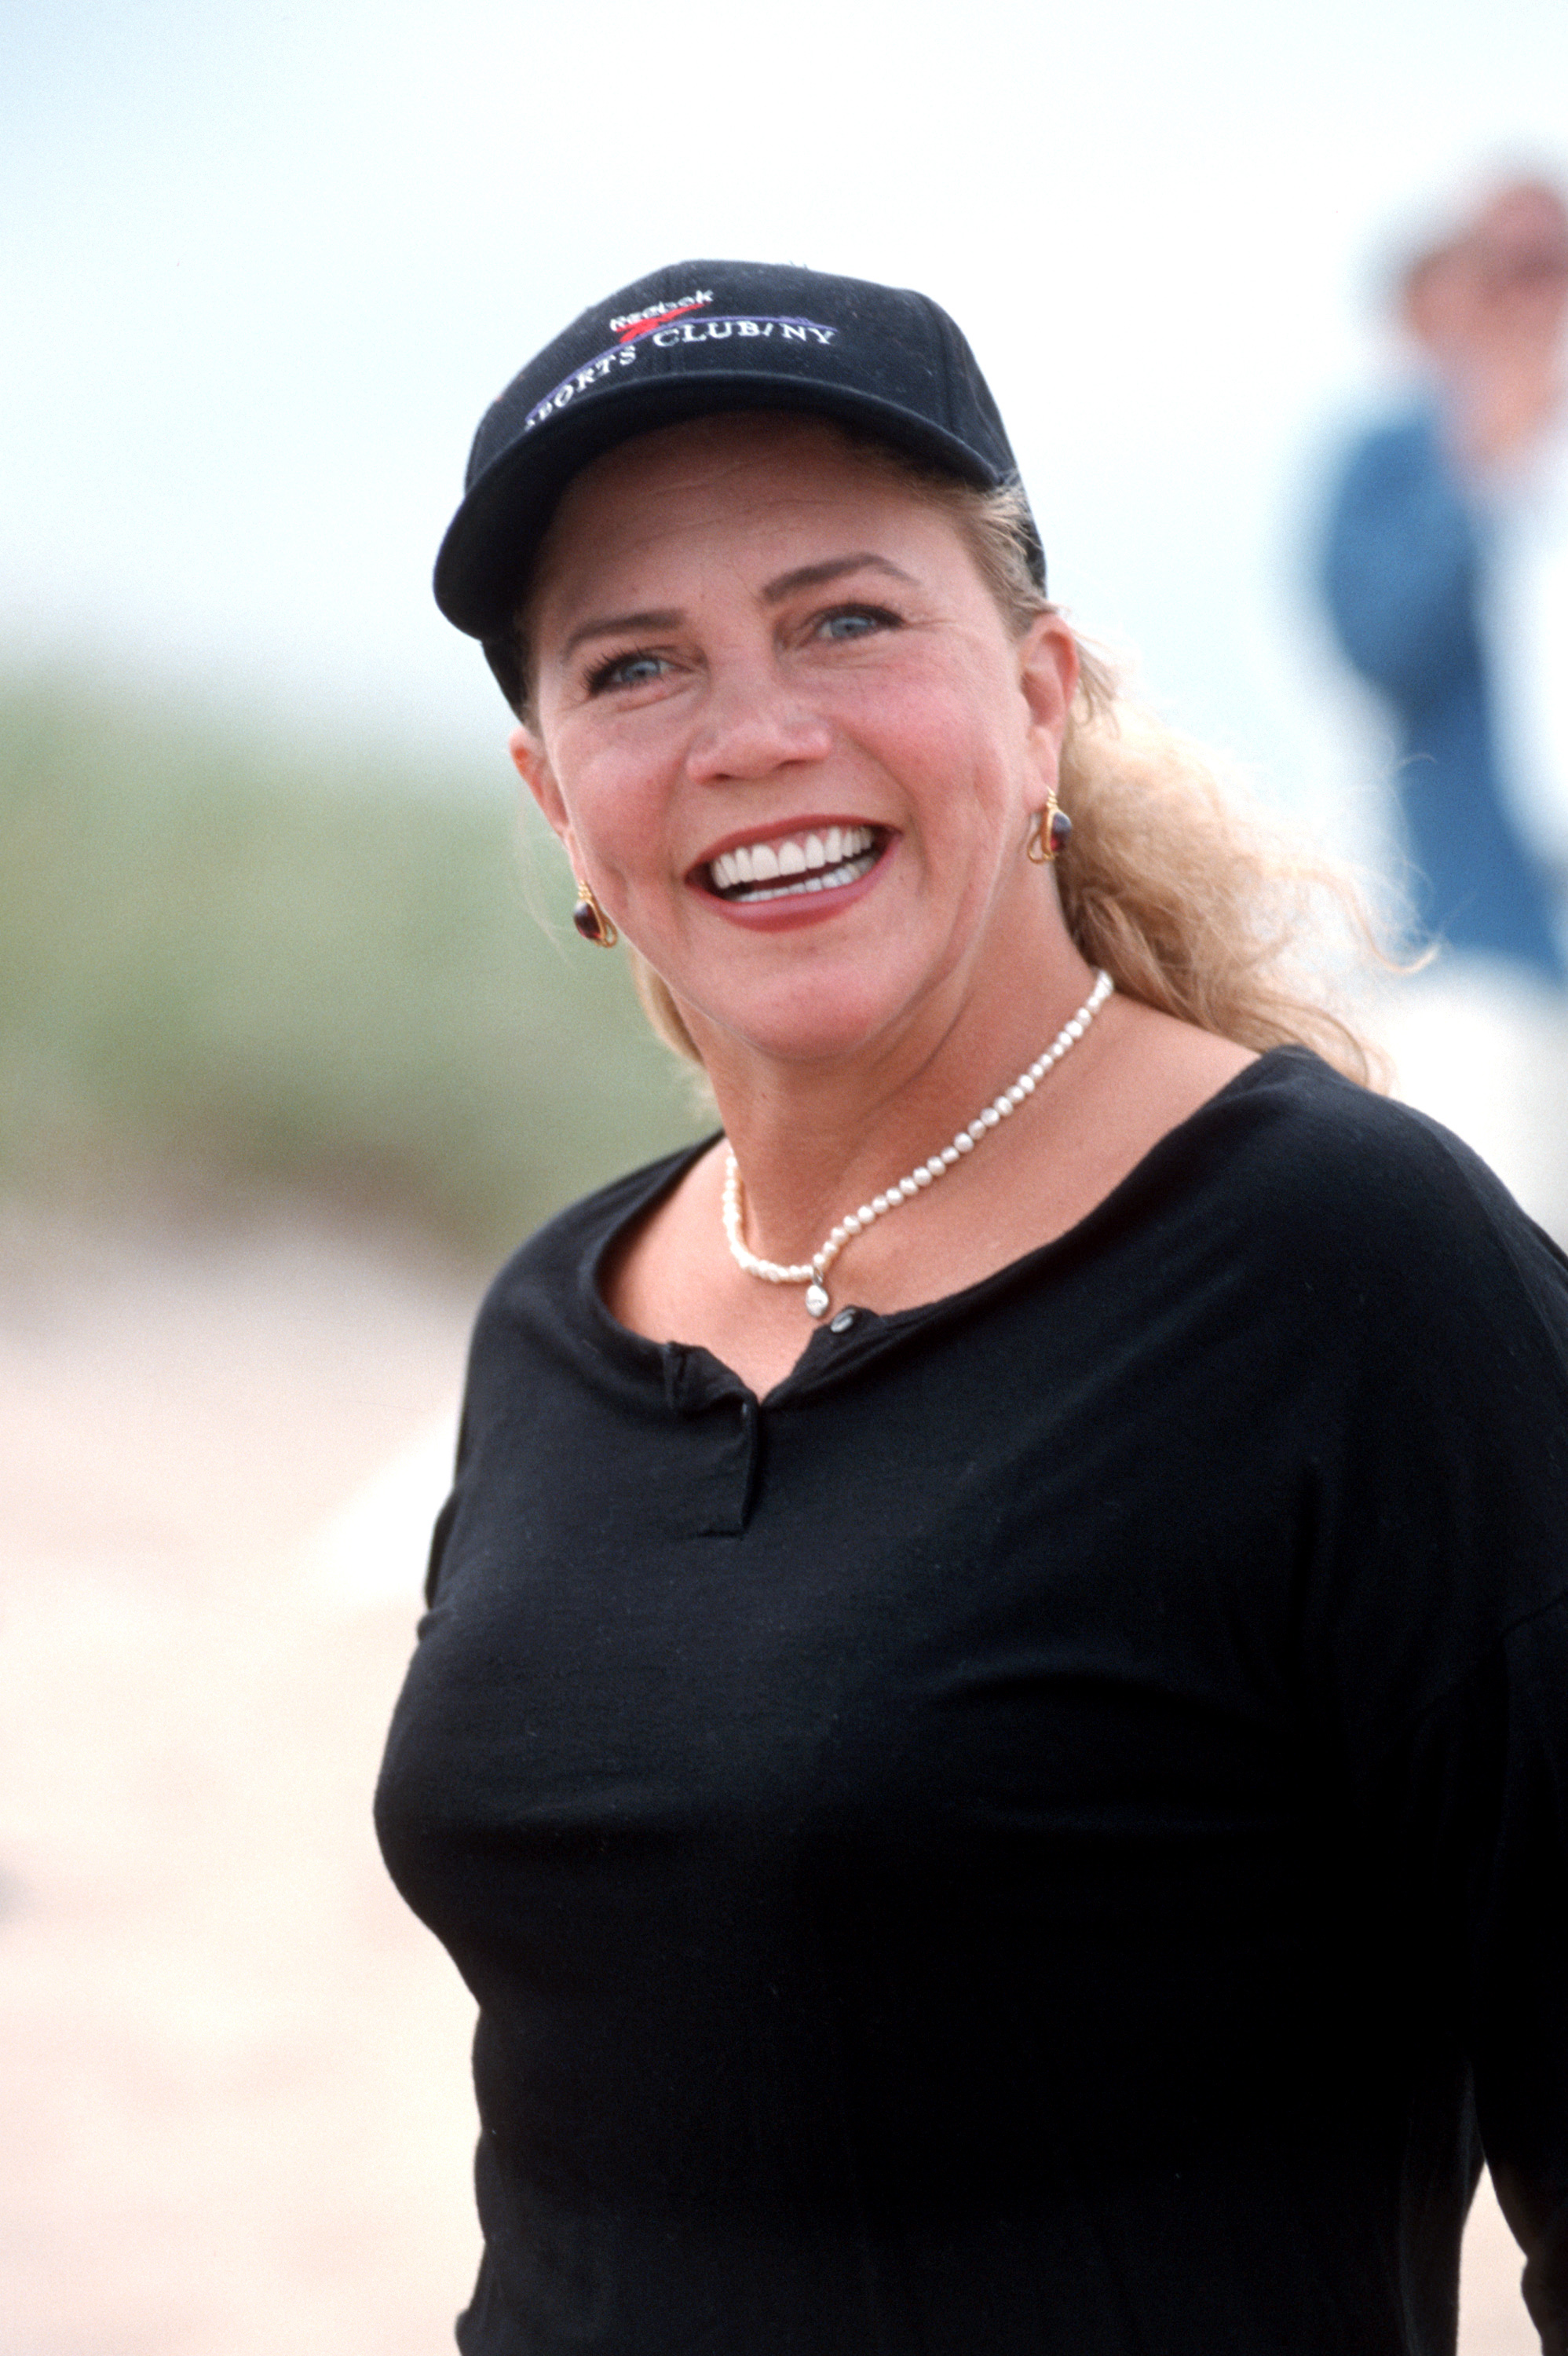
xmin=2 ymin=1 xmax=1565 ymax=2349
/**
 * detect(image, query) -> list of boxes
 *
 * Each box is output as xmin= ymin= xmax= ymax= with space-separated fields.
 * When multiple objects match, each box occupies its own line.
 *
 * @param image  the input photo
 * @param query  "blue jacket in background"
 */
xmin=1321 ymin=411 xmax=1565 ymax=982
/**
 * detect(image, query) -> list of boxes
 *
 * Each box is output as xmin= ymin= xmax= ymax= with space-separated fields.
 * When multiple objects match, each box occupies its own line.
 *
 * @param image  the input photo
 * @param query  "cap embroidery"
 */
xmin=521 ymin=317 xmax=839 ymax=437
xmin=609 ymin=291 xmax=714 ymax=342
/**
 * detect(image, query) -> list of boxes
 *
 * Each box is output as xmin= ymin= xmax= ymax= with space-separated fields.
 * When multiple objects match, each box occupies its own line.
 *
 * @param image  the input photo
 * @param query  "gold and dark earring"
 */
xmin=572 ymin=879 xmax=619 ymax=946
xmin=1027 ymin=788 xmax=1073 ymax=865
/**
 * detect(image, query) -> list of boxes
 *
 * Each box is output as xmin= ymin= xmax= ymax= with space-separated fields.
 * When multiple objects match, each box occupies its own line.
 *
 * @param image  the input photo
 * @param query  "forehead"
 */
xmin=532 ymin=412 xmax=963 ymax=607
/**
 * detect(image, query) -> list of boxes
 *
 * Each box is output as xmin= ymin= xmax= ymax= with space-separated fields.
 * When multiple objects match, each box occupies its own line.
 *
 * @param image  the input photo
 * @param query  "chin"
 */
xmin=697 ymin=973 xmax=923 ymax=1067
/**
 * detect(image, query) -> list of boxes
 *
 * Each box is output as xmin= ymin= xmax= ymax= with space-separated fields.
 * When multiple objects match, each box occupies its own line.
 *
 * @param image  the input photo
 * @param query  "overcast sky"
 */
xmin=5 ymin=0 xmax=1566 ymax=814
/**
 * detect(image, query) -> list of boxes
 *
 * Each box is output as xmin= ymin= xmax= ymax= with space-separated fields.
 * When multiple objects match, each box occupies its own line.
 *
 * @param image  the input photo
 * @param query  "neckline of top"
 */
xmin=578 ymin=1044 xmax=1330 ymax=1407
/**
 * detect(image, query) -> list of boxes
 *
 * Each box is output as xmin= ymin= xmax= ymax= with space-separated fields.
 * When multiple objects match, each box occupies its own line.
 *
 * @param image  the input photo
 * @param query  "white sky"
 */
xmin=4 ymin=0 xmax=1566 ymax=812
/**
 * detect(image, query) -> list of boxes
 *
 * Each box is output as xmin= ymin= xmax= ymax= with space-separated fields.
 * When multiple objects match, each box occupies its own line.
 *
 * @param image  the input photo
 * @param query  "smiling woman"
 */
xmin=509 ymin=410 xmax=1100 ymax=1157
xmin=374 ymin=262 xmax=1568 ymax=2356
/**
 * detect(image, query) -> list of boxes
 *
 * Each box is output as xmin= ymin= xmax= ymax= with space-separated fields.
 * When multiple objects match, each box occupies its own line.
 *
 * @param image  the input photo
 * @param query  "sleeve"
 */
xmin=422 ymin=1396 xmax=470 ymax=1608
xmin=1320 ymin=415 xmax=1485 ymax=708
xmin=1379 ymin=1601 xmax=1568 ymax=2353
xmin=1300 ymin=1130 xmax=1568 ymax=2349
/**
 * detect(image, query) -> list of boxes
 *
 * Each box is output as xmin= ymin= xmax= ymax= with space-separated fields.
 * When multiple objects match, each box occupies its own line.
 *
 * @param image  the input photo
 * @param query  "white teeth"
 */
xmin=714 ymin=848 xmax=879 ymax=905
xmin=706 ymin=825 xmax=878 ymax=900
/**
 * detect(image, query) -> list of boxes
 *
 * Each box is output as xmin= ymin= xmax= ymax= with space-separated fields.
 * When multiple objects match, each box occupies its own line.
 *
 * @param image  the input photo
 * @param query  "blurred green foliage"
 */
xmin=0 ymin=672 xmax=708 ymax=1260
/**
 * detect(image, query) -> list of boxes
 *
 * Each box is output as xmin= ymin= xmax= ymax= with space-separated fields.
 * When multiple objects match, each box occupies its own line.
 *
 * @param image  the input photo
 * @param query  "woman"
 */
xmin=375 ymin=261 xmax=1568 ymax=2355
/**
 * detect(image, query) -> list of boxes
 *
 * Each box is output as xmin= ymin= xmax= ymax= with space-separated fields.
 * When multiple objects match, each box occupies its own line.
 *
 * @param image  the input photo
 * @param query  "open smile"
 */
xmin=701 ymin=825 xmax=883 ymax=905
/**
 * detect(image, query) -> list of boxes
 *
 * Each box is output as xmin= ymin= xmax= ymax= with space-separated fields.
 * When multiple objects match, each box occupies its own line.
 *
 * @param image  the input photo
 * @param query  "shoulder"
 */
xmin=1219 ymin=1059 xmax=1568 ymax=1776
xmin=1332 ymin=405 xmax=1443 ymax=486
xmin=1323 ymin=408 xmax=1469 ymax=547
xmin=1175 ymin=1047 xmax=1568 ymax=1354
xmin=1187 ymin=1043 xmax=1523 ymax=1234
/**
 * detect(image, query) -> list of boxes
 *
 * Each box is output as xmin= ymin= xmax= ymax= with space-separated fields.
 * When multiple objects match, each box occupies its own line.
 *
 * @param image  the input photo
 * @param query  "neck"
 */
xmin=683 ymin=908 xmax=1102 ymax=1271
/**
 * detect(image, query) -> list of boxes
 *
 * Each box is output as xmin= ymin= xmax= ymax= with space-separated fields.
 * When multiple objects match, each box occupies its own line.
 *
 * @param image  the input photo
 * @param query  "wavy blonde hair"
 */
xmin=513 ymin=434 xmax=1381 ymax=1085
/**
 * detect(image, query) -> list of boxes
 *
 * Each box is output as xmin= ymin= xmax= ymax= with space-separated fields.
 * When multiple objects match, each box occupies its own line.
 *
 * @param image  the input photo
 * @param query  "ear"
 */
xmin=1018 ymin=613 xmax=1078 ymax=774
xmin=509 ymin=726 xmax=583 ymax=870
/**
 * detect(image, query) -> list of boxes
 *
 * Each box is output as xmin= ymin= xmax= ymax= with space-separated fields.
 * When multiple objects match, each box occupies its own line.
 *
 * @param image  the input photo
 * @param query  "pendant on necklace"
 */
xmin=719 ymin=970 xmax=1114 ymax=1327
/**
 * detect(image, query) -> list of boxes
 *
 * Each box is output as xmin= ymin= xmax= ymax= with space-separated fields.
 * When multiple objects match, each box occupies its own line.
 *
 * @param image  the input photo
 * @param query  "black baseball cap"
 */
xmin=433 ymin=258 xmax=1044 ymax=708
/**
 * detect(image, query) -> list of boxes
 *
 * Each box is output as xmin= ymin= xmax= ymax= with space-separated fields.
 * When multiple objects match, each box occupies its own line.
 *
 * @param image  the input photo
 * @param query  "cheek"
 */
xmin=854 ymin=671 xmax=1025 ymax=829
xmin=546 ymin=735 xmax=675 ymax=880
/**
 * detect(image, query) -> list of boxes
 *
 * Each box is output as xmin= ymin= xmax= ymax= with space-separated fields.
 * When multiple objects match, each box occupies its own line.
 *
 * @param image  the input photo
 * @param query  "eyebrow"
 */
xmin=557 ymin=554 xmax=919 ymax=663
xmin=762 ymin=552 xmax=919 ymax=602
xmin=561 ymin=607 xmax=683 ymax=663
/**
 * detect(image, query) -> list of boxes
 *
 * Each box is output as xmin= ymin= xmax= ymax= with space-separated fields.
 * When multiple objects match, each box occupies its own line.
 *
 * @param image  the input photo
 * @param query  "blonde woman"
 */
xmin=377 ymin=262 xmax=1568 ymax=2356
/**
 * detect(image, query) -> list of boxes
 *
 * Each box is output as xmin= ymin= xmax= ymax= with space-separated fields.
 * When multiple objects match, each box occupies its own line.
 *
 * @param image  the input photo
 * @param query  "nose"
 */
xmin=684 ymin=660 xmax=833 ymax=785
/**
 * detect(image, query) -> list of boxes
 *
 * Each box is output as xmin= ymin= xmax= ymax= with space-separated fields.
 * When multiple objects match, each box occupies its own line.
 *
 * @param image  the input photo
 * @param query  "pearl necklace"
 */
xmin=722 ymin=968 xmax=1114 ymax=1320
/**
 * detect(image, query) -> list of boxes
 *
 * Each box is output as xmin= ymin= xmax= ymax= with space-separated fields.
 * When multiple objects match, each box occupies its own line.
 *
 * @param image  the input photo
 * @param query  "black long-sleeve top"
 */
xmin=376 ymin=1048 xmax=1568 ymax=2354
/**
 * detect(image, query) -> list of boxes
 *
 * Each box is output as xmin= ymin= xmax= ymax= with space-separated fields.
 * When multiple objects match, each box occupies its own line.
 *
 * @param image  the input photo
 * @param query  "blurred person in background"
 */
xmin=377 ymin=259 xmax=1568 ymax=2355
xmin=1321 ymin=175 xmax=1568 ymax=1236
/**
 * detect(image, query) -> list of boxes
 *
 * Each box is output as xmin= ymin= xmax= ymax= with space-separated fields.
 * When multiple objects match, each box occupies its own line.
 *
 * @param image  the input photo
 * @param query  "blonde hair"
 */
xmin=517 ymin=437 xmax=1380 ymax=1085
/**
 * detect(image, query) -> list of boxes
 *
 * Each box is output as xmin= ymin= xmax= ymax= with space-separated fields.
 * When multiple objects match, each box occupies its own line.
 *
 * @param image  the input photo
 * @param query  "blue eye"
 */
xmin=588 ymin=649 xmax=669 ymax=693
xmin=818 ymin=605 xmax=897 ymax=641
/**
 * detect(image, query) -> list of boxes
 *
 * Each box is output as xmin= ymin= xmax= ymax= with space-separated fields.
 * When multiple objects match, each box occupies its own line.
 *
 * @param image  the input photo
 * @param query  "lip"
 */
xmin=689 ymin=827 xmax=897 ymax=931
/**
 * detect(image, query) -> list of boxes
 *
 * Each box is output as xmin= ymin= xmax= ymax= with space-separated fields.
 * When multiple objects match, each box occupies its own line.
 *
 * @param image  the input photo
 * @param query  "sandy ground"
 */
xmin=0 ymin=1197 xmax=481 ymax=2356
xmin=0 ymin=1194 xmax=1542 ymax=2354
